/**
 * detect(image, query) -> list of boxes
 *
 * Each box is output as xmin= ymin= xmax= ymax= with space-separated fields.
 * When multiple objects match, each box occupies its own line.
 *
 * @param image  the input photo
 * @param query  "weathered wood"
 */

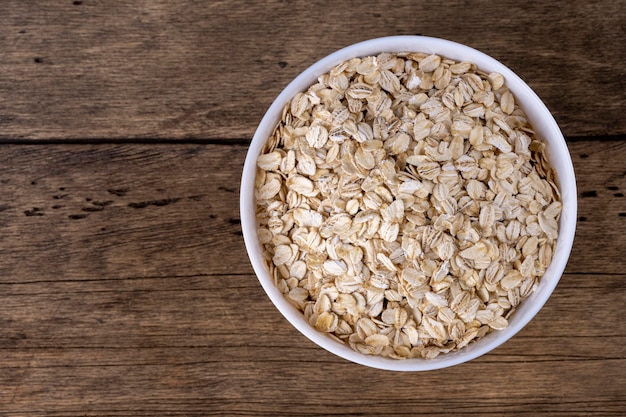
xmin=0 ymin=274 xmax=624 ymax=415
xmin=0 ymin=140 xmax=624 ymax=415
xmin=0 ymin=141 xmax=624 ymax=281
xmin=2 ymin=353 xmax=622 ymax=416
xmin=0 ymin=0 xmax=624 ymax=414
xmin=0 ymin=273 xmax=622 ymax=348
xmin=0 ymin=144 xmax=245 ymax=279
xmin=0 ymin=0 xmax=624 ymax=141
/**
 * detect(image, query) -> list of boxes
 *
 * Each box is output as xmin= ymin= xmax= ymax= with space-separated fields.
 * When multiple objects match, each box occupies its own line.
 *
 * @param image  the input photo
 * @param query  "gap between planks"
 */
xmin=0 ymin=138 xmax=251 ymax=146
xmin=0 ymin=271 xmax=622 ymax=287
xmin=0 ymin=272 xmax=253 ymax=286
xmin=0 ymin=135 xmax=624 ymax=146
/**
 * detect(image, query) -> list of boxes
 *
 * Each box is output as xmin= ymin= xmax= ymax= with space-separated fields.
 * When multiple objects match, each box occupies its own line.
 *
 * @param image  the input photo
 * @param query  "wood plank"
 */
xmin=0 ymin=141 xmax=625 ymax=415
xmin=570 ymin=140 xmax=626 ymax=273
xmin=0 ymin=273 xmax=623 ymax=348
xmin=0 ymin=361 xmax=622 ymax=416
xmin=0 ymin=273 xmax=624 ymax=415
xmin=0 ymin=140 xmax=624 ymax=280
xmin=0 ymin=0 xmax=624 ymax=140
xmin=0 ymin=144 xmax=245 ymax=279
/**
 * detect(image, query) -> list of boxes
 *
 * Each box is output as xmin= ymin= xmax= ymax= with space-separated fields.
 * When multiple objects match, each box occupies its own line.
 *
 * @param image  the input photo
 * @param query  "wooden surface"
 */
xmin=0 ymin=1 xmax=624 ymax=415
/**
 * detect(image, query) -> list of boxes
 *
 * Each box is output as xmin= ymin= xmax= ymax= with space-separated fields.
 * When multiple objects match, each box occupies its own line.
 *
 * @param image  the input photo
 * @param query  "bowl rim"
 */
xmin=240 ymin=35 xmax=577 ymax=371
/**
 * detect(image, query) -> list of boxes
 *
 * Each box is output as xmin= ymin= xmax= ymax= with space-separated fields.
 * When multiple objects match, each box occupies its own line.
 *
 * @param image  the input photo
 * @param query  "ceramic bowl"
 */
xmin=240 ymin=36 xmax=577 ymax=371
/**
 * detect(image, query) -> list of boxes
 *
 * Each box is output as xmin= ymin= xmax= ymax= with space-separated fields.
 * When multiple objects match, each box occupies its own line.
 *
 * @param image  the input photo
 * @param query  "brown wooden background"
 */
xmin=1 ymin=1 xmax=624 ymax=415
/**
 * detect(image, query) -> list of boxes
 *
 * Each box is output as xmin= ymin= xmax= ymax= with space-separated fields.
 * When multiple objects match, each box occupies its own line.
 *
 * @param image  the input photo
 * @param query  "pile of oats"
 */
xmin=254 ymin=52 xmax=561 ymax=359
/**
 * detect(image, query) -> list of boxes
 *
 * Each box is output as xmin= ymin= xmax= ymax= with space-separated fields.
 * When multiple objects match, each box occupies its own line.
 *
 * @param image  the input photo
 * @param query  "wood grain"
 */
xmin=0 ymin=0 xmax=624 ymax=141
xmin=0 ymin=141 xmax=624 ymax=281
xmin=0 ymin=144 xmax=243 ymax=279
xmin=1 ymin=273 xmax=623 ymax=348
xmin=0 ymin=141 xmax=624 ymax=415
xmin=0 ymin=273 xmax=624 ymax=416
xmin=1 ymin=1 xmax=625 ymax=414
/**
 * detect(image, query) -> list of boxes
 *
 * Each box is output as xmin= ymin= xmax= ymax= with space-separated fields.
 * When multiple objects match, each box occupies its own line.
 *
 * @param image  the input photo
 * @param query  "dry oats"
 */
xmin=254 ymin=52 xmax=561 ymax=359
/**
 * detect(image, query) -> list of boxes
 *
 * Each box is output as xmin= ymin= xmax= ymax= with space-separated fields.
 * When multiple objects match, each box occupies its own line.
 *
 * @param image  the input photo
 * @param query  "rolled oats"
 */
xmin=255 ymin=52 xmax=561 ymax=359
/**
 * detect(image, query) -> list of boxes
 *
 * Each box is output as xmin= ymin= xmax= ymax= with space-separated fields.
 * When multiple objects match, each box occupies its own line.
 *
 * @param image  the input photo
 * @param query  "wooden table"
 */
xmin=1 ymin=1 xmax=624 ymax=415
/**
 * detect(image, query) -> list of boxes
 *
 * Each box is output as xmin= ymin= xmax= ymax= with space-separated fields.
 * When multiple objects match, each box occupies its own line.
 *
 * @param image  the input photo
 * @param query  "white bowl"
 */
xmin=240 ymin=36 xmax=577 ymax=371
